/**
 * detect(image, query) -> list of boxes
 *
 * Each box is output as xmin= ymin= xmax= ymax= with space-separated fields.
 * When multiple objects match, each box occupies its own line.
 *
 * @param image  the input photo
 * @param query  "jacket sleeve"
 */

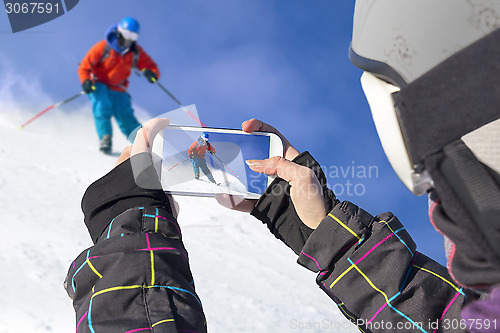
xmin=65 ymin=153 xmax=206 ymax=333
xmin=77 ymin=40 xmax=106 ymax=84
xmin=188 ymin=142 xmax=196 ymax=157
xmin=251 ymin=151 xmax=479 ymax=333
xmin=208 ymin=143 xmax=216 ymax=155
xmin=136 ymin=46 xmax=160 ymax=80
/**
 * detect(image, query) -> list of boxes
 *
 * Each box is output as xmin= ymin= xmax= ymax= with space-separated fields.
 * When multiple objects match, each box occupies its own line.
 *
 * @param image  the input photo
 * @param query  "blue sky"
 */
xmin=0 ymin=0 xmax=446 ymax=264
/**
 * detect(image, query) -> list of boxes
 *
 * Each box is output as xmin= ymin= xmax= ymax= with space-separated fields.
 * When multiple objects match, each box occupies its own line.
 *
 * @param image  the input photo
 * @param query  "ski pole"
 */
xmin=154 ymin=80 xmax=207 ymax=128
xmin=212 ymin=153 xmax=239 ymax=178
xmin=168 ymin=158 xmax=191 ymax=171
xmin=135 ymin=70 xmax=206 ymax=127
xmin=18 ymin=91 xmax=85 ymax=130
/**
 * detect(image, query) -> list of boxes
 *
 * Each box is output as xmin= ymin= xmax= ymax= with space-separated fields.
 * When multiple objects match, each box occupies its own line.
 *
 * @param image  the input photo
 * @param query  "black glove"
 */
xmin=189 ymin=154 xmax=195 ymax=159
xmin=142 ymin=69 xmax=158 ymax=83
xmin=82 ymin=80 xmax=95 ymax=94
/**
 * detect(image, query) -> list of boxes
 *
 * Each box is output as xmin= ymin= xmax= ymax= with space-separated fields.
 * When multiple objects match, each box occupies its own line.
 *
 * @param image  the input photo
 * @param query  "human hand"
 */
xmin=215 ymin=119 xmax=327 ymax=229
xmin=82 ymin=79 xmax=95 ymax=94
xmin=246 ymin=156 xmax=327 ymax=229
xmin=116 ymin=118 xmax=170 ymax=165
xmin=115 ymin=118 xmax=179 ymax=218
xmin=142 ymin=68 xmax=158 ymax=83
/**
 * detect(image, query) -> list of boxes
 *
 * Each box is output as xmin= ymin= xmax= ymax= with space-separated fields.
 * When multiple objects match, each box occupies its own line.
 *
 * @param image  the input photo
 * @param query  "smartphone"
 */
xmin=152 ymin=125 xmax=284 ymax=199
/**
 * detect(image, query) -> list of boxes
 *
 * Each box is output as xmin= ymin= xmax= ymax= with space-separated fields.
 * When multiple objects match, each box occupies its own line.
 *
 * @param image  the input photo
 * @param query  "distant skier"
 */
xmin=188 ymin=133 xmax=218 ymax=184
xmin=78 ymin=17 xmax=160 ymax=154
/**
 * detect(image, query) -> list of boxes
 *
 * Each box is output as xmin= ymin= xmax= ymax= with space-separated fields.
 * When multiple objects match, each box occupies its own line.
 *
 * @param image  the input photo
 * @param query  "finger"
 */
xmin=214 ymin=193 xmax=257 ymax=213
xmin=116 ymin=145 xmax=132 ymax=166
xmin=241 ymin=118 xmax=299 ymax=160
xmin=242 ymin=118 xmax=279 ymax=134
xmin=246 ymin=156 xmax=310 ymax=183
xmin=130 ymin=118 xmax=170 ymax=157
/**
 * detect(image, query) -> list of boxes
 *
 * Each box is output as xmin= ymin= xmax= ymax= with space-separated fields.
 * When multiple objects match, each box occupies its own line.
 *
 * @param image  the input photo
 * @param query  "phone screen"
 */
xmin=158 ymin=126 xmax=277 ymax=198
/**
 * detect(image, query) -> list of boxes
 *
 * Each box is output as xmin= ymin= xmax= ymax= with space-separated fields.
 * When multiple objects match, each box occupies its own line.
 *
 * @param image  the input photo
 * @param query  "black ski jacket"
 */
xmin=250 ymin=151 xmax=480 ymax=333
xmin=65 ymin=153 xmax=206 ymax=332
xmin=65 ymin=150 xmax=479 ymax=332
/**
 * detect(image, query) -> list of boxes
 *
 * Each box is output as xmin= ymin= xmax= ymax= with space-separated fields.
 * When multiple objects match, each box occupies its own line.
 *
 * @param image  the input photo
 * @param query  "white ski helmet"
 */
xmin=351 ymin=0 xmax=500 ymax=287
xmin=351 ymin=0 xmax=500 ymax=195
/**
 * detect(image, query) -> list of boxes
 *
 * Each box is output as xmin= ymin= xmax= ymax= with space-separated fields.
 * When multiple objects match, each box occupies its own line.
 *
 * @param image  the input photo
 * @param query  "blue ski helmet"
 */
xmin=118 ymin=17 xmax=140 ymax=41
xmin=197 ymin=133 xmax=209 ymax=145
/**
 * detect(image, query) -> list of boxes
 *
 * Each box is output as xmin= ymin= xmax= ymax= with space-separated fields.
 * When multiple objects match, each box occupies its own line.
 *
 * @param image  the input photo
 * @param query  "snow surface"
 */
xmin=162 ymin=163 xmax=257 ymax=198
xmin=0 ymin=108 xmax=359 ymax=333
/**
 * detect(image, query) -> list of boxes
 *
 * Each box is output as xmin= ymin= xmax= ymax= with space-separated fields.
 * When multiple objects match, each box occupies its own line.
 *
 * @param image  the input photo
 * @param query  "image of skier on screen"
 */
xmin=188 ymin=133 xmax=218 ymax=184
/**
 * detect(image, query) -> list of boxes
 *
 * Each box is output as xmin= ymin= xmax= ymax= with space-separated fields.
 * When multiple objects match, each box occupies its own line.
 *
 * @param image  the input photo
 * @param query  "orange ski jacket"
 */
xmin=78 ymin=40 xmax=160 ymax=92
xmin=188 ymin=141 xmax=215 ymax=158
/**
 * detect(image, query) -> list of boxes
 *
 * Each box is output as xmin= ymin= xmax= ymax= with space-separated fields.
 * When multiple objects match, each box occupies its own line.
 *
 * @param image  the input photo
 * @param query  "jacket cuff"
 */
xmin=297 ymin=200 xmax=375 ymax=273
xmin=250 ymin=151 xmax=336 ymax=254
xmin=81 ymin=153 xmax=171 ymax=243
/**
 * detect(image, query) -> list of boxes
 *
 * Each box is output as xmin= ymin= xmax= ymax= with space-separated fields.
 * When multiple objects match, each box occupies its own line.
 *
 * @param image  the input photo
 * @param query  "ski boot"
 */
xmin=99 ymin=134 xmax=112 ymax=155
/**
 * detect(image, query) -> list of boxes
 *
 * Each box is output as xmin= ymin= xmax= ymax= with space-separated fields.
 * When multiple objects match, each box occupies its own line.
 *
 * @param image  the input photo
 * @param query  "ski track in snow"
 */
xmin=0 ymin=110 xmax=358 ymax=333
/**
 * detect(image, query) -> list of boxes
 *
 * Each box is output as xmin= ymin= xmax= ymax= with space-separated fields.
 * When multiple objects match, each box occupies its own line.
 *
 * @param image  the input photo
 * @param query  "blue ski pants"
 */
xmin=191 ymin=156 xmax=216 ymax=182
xmin=88 ymin=82 xmax=141 ymax=141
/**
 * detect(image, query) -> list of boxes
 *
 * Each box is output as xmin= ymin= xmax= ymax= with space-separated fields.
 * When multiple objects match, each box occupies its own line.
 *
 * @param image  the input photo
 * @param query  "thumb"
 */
xmin=130 ymin=118 xmax=170 ymax=156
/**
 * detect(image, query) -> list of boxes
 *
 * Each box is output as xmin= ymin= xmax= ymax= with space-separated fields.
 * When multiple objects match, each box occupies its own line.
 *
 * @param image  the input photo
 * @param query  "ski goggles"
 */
xmin=118 ymin=25 xmax=139 ymax=42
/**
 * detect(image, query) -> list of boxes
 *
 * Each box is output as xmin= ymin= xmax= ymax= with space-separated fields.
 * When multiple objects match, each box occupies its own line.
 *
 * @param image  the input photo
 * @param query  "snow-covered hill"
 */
xmin=0 ymin=108 xmax=358 ymax=333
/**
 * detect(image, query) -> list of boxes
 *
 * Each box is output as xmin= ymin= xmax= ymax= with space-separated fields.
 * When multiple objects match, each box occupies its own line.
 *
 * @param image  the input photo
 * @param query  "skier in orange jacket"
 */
xmin=78 ymin=17 xmax=160 ymax=154
xmin=188 ymin=133 xmax=218 ymax=184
